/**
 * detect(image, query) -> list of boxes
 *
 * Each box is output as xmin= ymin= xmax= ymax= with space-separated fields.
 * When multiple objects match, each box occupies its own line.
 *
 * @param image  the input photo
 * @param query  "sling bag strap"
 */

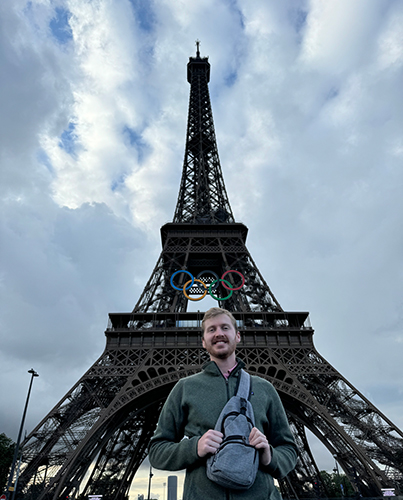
xmin=236 ymin=369 xmax=251 ymax=400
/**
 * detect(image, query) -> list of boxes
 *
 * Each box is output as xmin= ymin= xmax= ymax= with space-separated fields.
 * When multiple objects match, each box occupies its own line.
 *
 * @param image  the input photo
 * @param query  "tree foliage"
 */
xmin=320 ymin=470 xmax=355 ymax=498
xmin=0 ymin=433 xmax=15 ymax=493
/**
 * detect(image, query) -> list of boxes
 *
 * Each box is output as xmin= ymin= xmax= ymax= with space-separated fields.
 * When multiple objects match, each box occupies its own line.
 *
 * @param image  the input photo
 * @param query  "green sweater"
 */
xmin=149 ymin=360 xmax=298 ymax=500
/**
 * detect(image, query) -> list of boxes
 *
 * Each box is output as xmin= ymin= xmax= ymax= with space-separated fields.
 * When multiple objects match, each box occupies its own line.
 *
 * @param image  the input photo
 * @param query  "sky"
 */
xmin=1 ymin=0 xmax=403 ymax=498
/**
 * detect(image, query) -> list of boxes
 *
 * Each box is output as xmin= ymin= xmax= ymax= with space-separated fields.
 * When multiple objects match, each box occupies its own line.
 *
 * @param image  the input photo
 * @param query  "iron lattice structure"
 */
xmin=17 ymin=49 xmax=403 ymax=500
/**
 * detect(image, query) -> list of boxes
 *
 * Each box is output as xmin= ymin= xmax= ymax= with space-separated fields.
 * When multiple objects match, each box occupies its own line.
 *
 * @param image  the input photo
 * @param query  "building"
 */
xmin=167 ymin=475 xmax=177 ymax=500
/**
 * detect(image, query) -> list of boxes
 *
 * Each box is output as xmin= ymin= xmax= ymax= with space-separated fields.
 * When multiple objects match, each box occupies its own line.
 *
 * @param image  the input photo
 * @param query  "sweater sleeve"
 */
xmin=148 ymin=381 xmax=202 ymax=471
xmin=261 ymin=383 xmax=298 ymax=479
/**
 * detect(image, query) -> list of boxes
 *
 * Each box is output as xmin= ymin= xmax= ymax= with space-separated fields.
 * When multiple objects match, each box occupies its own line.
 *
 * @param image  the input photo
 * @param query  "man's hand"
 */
xmin=197 ymin=430 xmax=223 ymax=457
xmin=249 ymin=427 xmax=272 ymax=466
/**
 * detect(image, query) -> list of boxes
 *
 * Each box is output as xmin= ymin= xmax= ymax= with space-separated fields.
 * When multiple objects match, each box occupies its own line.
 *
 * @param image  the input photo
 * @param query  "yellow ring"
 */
xmin=183 ymin=279 xmax=207 ymax=301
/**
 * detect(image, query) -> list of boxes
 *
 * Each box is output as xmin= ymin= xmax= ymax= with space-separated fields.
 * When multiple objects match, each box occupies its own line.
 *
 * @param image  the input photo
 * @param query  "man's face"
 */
xmin=202 ymin=313 xmax=240 ymax=361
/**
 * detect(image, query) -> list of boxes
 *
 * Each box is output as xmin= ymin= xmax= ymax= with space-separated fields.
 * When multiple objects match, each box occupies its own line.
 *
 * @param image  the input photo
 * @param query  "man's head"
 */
xmin=201 ymin=307 xmax=240 ymax=362
xmin=201 ymin=307 xmax=237 ymax=336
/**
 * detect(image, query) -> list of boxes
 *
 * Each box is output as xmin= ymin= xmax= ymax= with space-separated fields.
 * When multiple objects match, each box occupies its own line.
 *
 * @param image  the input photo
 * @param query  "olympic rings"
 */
xmin=209 ymin=279 xmax=233 ymax=301
xmin=170 ymin=270 xmax=244 ymax=301
xmin=170 ymin=270 xmax=194 ymax=290
xmin=183 ymin=279 xmax=208 ymax=301
xmin=196 ymin=270 xmax=220 ymax=291
xmin=222 ymin=270 xmax=245 ymax=291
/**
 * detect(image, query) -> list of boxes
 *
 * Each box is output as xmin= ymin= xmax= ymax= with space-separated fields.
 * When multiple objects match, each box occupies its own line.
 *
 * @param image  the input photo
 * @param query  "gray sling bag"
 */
xmin=206 ymin=369 xmax=259 ymax=490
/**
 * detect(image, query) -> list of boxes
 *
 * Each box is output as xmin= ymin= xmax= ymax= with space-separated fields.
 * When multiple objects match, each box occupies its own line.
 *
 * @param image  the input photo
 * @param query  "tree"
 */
xmin=0 ymin=433 xmax=15 ymax=493
xmin=320 ymin=470 xmax=355 ymax=498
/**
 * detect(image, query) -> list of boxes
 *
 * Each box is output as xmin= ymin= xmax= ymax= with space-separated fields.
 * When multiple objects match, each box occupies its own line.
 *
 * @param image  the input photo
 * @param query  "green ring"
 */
xmin=208 ymin=279 xmax=233 ymax=301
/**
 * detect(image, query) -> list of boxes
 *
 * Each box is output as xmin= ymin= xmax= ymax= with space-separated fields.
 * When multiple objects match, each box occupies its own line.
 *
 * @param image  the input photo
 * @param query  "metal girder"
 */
xmin=16 ymin=49 xmax=403 ymax=500
xmin=18 ymin=315 xmax=403 ymax=499
xmin=174 ymin=53 xmax=234 ymax=224
xmin=134 ymin=224 xmax=282 ymax=313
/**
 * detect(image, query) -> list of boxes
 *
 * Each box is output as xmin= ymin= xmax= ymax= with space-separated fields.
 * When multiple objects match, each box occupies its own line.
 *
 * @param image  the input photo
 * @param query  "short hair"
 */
xmin=201 ymin=307 xmax=237 ymax=335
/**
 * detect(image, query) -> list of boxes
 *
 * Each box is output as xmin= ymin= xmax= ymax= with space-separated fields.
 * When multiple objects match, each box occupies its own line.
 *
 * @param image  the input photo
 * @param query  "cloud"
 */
xmin=0 ymin=194 xmax=150 ymax=434
xmin=0 ymin=0 xmax=402 ymax=489
xmin=301 ymin=0 xmax=385 ymax=74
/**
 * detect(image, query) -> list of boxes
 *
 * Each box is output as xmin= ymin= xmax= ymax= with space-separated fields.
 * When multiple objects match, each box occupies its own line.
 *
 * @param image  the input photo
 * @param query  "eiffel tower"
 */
xmin=18 ymin=45 xmax=403 ymax=500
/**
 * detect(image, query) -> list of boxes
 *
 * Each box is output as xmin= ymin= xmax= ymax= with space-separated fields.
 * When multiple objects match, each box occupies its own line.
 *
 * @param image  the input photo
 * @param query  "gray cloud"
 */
xmin=1 ymin=1 xmax=402 ymax=490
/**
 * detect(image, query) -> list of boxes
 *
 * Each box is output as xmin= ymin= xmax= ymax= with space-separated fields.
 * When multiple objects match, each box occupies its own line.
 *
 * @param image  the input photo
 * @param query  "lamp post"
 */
xmin=147 ymin=465 xmax=153 ymax=500
xmin=6 ymin=369 xmax=39 ymax=500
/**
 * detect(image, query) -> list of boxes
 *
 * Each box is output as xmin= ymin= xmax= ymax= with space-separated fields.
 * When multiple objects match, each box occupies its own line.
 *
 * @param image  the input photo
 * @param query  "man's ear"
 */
xmin=202 ymin=336 xmax=206 ymax=348
xmin=236 ymin=331 xmax=241 ymax=344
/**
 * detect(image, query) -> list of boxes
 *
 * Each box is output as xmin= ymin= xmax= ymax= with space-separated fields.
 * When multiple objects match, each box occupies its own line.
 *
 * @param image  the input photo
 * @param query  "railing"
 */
xmin=106 ymin=311 xmax=313 ymax=333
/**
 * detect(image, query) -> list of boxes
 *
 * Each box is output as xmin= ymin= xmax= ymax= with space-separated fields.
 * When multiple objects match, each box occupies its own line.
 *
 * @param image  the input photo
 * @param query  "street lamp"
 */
xmin=6 ymin=369 xmax=39 ymax=500
xmin=147 ymin=465 xmax=153 ymax=500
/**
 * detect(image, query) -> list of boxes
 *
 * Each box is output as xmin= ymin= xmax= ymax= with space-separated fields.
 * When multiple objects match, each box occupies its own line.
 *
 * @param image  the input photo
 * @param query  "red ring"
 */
xmin=221 ymin=270 xmax=245 ymax=291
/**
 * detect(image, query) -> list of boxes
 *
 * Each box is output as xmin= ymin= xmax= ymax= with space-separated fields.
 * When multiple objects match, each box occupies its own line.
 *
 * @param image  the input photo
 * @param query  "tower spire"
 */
xmin=173 ymin=46 xmax=235 ymax=224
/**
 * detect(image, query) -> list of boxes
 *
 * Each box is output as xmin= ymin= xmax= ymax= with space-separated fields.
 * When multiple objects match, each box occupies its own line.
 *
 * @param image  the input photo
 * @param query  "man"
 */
xmin=148 ymin=307 xmax=298 ymax=499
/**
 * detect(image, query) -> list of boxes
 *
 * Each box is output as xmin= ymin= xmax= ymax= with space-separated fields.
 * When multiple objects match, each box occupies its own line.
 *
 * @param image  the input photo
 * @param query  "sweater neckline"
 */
xmin=203 ymin=358 xmax=245 ymax=377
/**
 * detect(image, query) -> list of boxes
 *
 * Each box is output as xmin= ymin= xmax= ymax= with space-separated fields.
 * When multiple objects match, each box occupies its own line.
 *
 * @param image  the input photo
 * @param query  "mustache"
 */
xmin=212 ymin=336 xmax=228 ymax=344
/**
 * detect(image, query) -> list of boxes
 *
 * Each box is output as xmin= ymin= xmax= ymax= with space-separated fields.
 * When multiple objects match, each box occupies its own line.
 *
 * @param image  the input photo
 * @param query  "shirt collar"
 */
xmin=223 ymin=362 xmax=238 ymax=380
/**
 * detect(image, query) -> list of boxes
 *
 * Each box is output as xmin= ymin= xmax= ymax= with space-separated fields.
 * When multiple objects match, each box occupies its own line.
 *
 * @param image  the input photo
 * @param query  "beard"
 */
xmin=204 ymin=335 xmax=238 ymax=360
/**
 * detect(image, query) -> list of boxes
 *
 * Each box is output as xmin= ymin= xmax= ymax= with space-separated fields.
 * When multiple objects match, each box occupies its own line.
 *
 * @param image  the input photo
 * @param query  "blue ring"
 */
xmin=170 ymin=270 xmax=194 ymax=291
